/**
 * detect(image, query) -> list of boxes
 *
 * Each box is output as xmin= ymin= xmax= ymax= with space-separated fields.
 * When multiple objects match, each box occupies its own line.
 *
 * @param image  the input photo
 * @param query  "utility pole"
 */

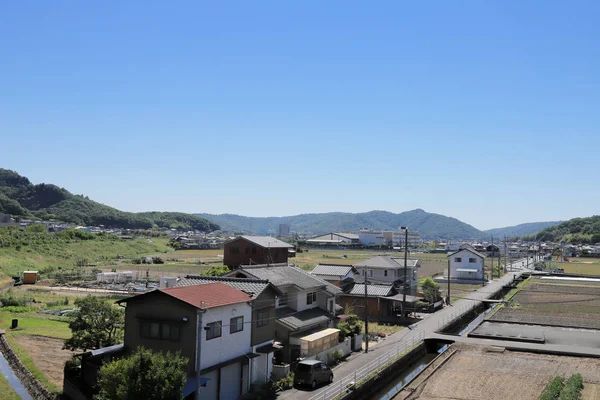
xmin=447 ymin=258 xmax=451 ymax=305
xmin=402 ymin=226 xmax=408 ymax=319
xmin=504 ymin=236 xmax=508 ymax=273
xmin=491 ymin=236 xmax=495 ymax=280
xmin=364 ymin=266 xmax=369 ymax=353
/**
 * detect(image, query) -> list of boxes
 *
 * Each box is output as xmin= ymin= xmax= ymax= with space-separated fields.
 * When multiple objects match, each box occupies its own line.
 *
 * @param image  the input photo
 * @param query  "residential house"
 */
xmin=175 ymin=275 xmax=281 ymax=387
xmin=448 ymin=248 xmax=486 ymax=281
xmin=224 ymin=236 xmax=294 ymax=268
xmin=353 ymin=256 xmax=420 ymax=296
xmin=118 ymin=283 xmax=255 ymax=399
xmin=339 ymin=282 xmax=419 ymax=322
xmin=225 ymin=264 xmax=341 ymax=362
xmin=310 ymin=264 xmax=357 ymax=287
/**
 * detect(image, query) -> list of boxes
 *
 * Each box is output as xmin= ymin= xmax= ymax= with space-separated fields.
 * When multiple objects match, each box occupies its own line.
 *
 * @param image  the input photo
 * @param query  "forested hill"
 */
xmin=483 ymin=221 xmax=562 ymax=238
xmin=520 ymin=216 xmax=600 ymax=243
xmin=0 ymin=168 xmax=219 ymax=231
xmin=197 ymin=209 xmax=484 ymax=240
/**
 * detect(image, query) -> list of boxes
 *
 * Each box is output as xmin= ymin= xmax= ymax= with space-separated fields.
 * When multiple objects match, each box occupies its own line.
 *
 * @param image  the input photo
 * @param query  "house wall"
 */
xmin=122 ymin=292 xmax=198 ymax=374
xmin=224 ymin=238 xmax=289 ymax=267
xmin=251 ymin=289 xmax=277 ymax=346
xmin=449 ymin=249 xmax=484 ymax=279
xmin=200 ymin=302 xmax=252 ymax=371
xmin=296 ymin=288 xmax=326 ymax=312
xmin=340 ymin=296 xmax=384 ymax=321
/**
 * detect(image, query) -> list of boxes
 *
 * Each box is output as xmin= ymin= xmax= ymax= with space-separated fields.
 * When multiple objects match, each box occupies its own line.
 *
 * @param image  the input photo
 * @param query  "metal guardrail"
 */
xmin=436 ymin=303 xmax=473 ymax=331
xmin=308 ymin=330 xmax=425 ymax=400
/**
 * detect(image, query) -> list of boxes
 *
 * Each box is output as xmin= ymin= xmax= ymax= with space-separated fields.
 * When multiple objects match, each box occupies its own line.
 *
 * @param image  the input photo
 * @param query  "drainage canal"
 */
xmin=371 ymin=282 xmax=515 ymax=400
xmin=0 ymin=352 xmax=33 ymax=400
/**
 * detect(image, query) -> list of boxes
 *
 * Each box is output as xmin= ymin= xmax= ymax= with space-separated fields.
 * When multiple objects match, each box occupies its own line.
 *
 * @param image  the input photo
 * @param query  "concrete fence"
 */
xmin=0 ymin=334 xmax=57 ymax=400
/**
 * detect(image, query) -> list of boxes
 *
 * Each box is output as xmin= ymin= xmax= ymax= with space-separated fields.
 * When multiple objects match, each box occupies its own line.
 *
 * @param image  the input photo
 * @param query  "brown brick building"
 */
xmin=224 ymin=236 xmax=293 ymax=268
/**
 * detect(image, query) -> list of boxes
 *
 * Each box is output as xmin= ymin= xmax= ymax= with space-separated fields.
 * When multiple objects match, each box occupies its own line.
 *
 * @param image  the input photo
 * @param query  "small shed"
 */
xmin=297 ymin=328 xmax=340 ymax=357
xmin=23 ymin=271 xmax=38 ymax=284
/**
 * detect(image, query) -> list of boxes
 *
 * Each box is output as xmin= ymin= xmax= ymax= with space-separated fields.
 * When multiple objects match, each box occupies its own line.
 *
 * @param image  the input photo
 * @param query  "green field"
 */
xmin=549 ymin=257 xmax=600 ymax=275
xmin=0 ymin=374 xmax=20 ymax=400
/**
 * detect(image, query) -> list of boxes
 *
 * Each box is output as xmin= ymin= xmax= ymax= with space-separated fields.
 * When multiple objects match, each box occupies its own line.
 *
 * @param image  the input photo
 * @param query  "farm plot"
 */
xmin=489 ymin=280 xmax=600 ymax=329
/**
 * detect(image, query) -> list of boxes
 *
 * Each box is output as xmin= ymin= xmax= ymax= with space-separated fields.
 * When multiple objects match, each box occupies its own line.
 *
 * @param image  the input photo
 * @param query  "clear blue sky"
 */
xmin=2 ymin=1 xmax=599 ymax=230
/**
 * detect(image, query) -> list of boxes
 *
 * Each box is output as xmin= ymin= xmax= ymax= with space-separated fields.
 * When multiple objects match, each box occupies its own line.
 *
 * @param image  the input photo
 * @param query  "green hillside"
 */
xmin=0 ymin=225 xmax=173 ymax=277
xmin=484 ymin=221 xmax=562 ymax=239
xmin=521 ymin=216 xmax=600 ymax=243
xmin=0 ymin=168 xmax=218 ymax=231
xmin=197 ymin=209 xmax=484 ymax=240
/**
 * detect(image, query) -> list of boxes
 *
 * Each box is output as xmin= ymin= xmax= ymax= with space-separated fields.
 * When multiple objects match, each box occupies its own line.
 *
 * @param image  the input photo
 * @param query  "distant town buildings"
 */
xmin=278 ymin=223 xmax=291 ymax=237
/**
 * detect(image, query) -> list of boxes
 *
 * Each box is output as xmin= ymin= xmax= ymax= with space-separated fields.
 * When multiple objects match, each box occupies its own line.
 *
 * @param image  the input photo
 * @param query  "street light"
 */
xmin=400 ymin=226 xmax=408 ymax=318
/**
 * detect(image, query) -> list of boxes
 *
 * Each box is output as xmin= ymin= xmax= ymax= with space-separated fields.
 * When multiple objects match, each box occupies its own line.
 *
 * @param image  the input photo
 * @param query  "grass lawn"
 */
xmin=0 ymin=374 xmax=20 ymax=400
xmin=550 ymin=257 xmax=600 ymax=275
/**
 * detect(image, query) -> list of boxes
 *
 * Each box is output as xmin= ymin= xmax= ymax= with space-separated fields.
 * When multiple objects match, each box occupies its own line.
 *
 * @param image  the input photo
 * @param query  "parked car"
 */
xmin=553 ymin=268 xmax=565 ymax=274
xmin=294 ymin=360 xmax=333 ymax=389
xmin=534 ymin=266 xmax=543 ymax=271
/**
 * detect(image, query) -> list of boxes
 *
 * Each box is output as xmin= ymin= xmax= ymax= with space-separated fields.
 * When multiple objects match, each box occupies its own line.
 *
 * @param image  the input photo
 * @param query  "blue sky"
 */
xmin=2 ymin=1 xmax=599 ymax=230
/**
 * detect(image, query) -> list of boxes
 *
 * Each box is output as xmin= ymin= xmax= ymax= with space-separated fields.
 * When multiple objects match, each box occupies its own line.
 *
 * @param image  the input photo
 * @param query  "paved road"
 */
xmin=280 ymin=257 xmax=537 ymax=400
xmin=425 ymin=332 xmax=600 ymax=358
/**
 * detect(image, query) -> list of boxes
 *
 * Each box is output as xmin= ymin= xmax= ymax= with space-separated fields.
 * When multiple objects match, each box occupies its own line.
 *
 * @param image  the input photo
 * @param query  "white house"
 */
xmin=353 ymin=256 xmax=420 ymax=295
xmin=448 ymin=248 xmax=485 ymax=280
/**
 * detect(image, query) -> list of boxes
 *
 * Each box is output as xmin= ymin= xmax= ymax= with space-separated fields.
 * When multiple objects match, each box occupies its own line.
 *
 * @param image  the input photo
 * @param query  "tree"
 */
xmin=64 ymin=296 xmax=124 ymax=351
xmin=420 ymin=277 xmax=441 ymax=303
xmin=94 ymin=347 xmax=188 ymax=400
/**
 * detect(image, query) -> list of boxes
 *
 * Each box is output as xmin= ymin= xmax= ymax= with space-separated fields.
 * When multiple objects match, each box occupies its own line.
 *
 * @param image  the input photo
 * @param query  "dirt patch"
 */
xmin=12 ymin=335 xmax=74 ymax=390
xmin=396 ymin=344 xmax=600 ymax=400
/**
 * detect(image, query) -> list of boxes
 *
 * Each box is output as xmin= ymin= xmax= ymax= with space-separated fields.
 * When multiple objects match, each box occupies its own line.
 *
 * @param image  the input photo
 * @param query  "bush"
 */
xmin=151 ymin=256 xmax=164 ymax=264
xmin=540 ymin=376 xmax=564 ymax=400
xmin=0 ymin=291 xmax=27 ymax=307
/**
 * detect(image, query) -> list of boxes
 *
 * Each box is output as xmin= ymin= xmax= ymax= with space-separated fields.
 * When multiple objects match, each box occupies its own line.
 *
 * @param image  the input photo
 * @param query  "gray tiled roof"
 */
xmin=448 ymin=248 xmax=486 ymax=259
xmin=346 ymin=283 xmax=394 ymax=297
xmin=233 ymin=236 xmax=293 ymax=249
xmin=354 ymin=256 xmax=419 ymax=269
xmin=276 ymin=307 xmax=335 ymax=330
xmin=311 ymin=264 xmax=355 ymax=278
xmin=236 ymin=265 xmax=341 ymax=295
xmin=176 ymin=276 xmax=274 ymax=298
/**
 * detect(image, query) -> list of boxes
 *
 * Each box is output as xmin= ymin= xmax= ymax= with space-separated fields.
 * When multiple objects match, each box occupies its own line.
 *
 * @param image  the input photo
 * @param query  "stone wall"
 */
xmin=0 ymin=333 xmax=58 ymax=400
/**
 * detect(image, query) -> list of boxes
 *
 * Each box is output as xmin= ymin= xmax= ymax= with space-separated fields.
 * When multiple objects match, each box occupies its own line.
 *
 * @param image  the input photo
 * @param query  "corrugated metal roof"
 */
xmin=347 ymin=283 xmax=394 ymax=297
xmin=311 ymin=264 xmax=355 ymax=277
xmin=176 ymin=276 xmax=274 ymax=298
xmin=354 ymin=256 xmax=419 ymax=269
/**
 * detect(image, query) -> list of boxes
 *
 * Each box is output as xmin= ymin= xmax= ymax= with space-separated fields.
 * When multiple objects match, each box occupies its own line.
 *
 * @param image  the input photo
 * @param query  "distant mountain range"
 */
xmin=0 ymin=168 xmax=219 ymax=231
xmin=197 ymin=209 xmax=558 ymax=240
xmin=483 ymin=221 xmax=562 ymax=238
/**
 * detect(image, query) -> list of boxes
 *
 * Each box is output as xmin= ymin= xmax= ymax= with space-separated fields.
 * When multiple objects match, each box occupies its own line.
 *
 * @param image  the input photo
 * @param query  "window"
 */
xmin=230 ymin=316 xmax=244 ymax=334
xmin=278 ymin=293 xmax=288 ymax=307
xmin=369 ymin=270 xmax=373 ymax=277
xmin=140 ymin=321 xmax=180 ymax=341
xmin=230 ymin=246 xmax=240 ymax=255
xmin=328 ymin=300 xmax=334 ymax=313
xmin=307 ymin=292 xmax=317 ymax=305
xmin=252 ymin=247 xmax=257 ymax=254
xmin=353 ymin=299 xmax=365 ymax=307
xmin=206 ymin=321 xmax=222 ymax=340
xmin=257 ymin=311 xmax=269 ymax=327
xmin=245 ymin=247 xmax=250 ymax=255
xmin=454 ymin=257 xmax=462 ymax=262
xmin=469 ymin=258 xmax=477 ymax=263
xmin=384 ymin=270 xmax=388 ymax=277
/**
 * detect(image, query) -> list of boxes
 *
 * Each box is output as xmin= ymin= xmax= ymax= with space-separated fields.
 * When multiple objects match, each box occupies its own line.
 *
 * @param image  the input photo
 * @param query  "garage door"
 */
xmin=220 ymin=363 xmax=241 ymax=400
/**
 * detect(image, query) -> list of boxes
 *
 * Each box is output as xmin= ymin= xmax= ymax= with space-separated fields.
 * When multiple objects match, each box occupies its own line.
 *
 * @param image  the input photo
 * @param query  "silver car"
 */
xmin=294 ymin=360 xmax=334 ymax=389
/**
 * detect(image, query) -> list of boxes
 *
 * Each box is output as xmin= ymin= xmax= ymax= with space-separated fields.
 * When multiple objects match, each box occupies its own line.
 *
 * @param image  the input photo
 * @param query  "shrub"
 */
xmin=151 ymin=256 xmax=164 ymax=264
xmin=0 ymin=292 xmax=27 ymax=307
xmin=540 ymin=376 xmax=564 ymax=400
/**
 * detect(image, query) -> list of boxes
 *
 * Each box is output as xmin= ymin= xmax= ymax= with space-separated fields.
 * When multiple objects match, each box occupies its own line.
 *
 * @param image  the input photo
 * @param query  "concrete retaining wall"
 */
xmin=0 ymin=334 xmax=57 ymax=400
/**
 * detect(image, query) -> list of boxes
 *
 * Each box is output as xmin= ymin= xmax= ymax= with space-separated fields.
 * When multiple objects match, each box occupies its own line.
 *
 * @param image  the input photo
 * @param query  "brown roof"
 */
xmin=160 ymin=283 xmax=251 ymax=309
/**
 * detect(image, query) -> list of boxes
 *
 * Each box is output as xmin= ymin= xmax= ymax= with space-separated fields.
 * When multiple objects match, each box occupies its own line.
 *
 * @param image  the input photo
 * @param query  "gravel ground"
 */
xmin=396 ymin=344 xmax=600 ymax=400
